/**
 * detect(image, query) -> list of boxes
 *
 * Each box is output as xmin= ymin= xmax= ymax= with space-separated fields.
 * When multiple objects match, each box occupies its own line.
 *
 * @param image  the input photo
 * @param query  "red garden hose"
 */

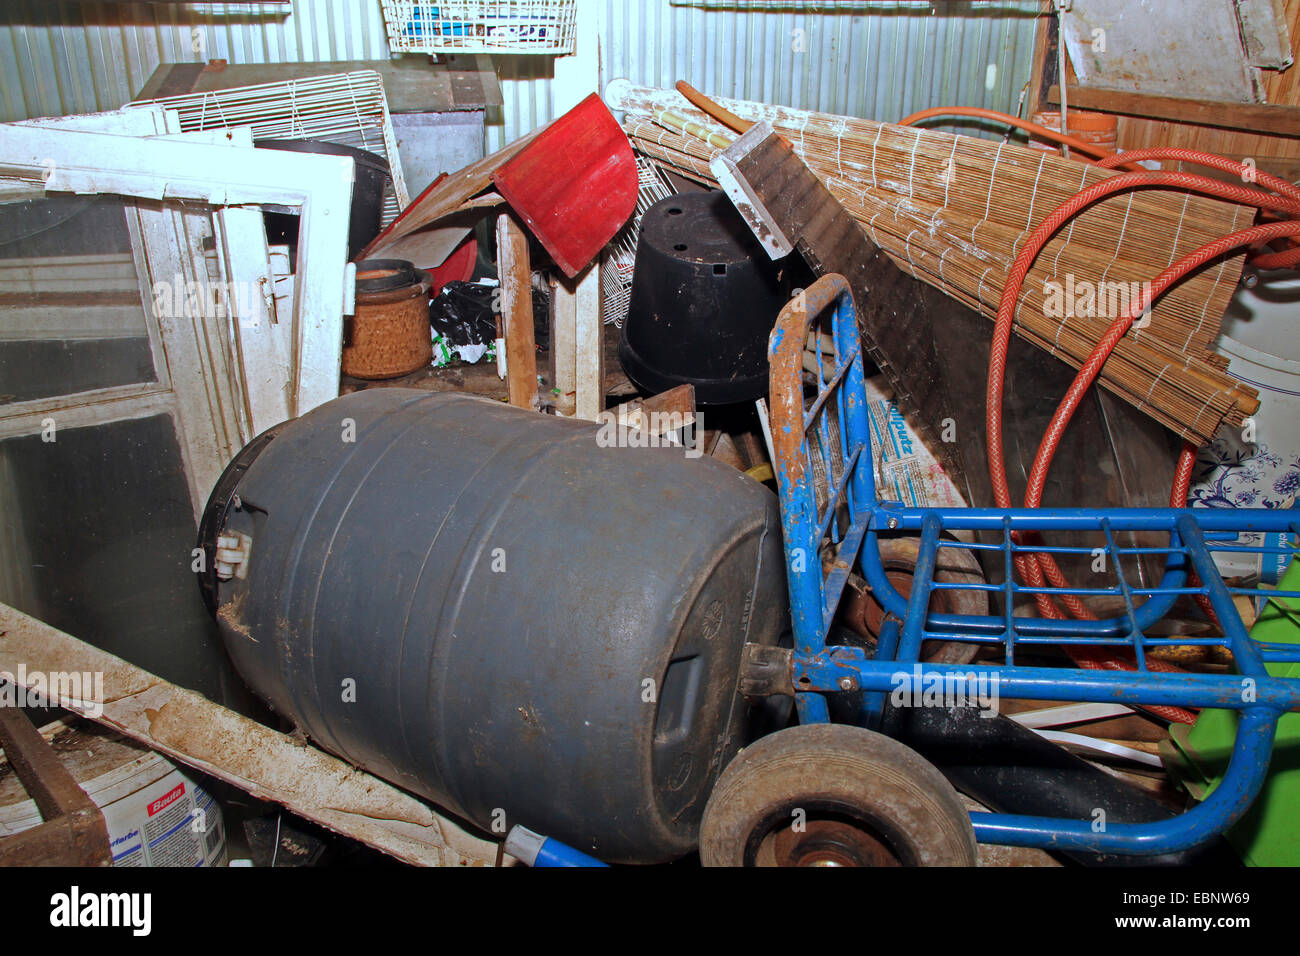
xmin=985 ymin=160 xmax=1300 ymax=723
xmin=1020 ymin=221 xmax=1300 ymax=619
xmin=988 ymin=170 xmax=1300 ymax=515
xmin=1098 ymin=148 xmax=1300 ymax=271
xmin=1022 ymin=221 xmax=1300 ymax=517
xmin=1009 ymin=222 xmax=1300 ymax=723
xmin=1095 ymin=147 xmax=1300 ymax=201
xmin=1247 ymin=245 xmax=1300 ymax=270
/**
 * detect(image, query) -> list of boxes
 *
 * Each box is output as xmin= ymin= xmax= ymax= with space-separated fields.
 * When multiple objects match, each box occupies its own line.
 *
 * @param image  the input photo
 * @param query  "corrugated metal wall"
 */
xmin=490 ymin=0 xmax=1044 ymax=149
xmin=601 ymin=1 xmax=1042 ymax=141
xmin=0 ymin=1 xmax=1043 ymax=149
xmin=0 ymin=2 xmax=390 ymax=122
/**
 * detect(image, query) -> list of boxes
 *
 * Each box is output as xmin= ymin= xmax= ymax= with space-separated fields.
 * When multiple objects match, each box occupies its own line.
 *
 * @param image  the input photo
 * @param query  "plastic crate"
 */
xmin=380 ymin=1 xmax=578 ymax=54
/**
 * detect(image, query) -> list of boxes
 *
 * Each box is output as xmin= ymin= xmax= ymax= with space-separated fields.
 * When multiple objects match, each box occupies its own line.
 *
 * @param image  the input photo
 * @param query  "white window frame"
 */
xmin=0 ymin=112 xmax=354 ymax=518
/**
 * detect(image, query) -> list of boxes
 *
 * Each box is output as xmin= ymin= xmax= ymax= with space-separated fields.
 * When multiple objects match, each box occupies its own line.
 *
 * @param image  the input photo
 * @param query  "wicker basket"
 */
xmin=380 ymin=1 xmax=578 ymax=54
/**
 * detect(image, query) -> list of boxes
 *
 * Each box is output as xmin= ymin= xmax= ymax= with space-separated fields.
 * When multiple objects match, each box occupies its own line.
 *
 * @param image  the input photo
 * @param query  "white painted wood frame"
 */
xmin=0 ymin=117 xmax=353 ymax=516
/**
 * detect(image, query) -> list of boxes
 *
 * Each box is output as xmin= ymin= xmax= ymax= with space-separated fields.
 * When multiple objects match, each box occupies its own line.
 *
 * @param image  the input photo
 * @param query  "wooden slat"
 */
xmin=363 ymin=130 xmax=540 ymax=261
xmin=0 ymin=705 xmax=113 ymax=867
xmin=497 ymin=212 xmax=538 ymax=412
xmin=552 ymin=262 xmax=603 ymax=422
xmin=598 ymin=384 xmax=696 ymax=436
xmin=1048 ymin=85 xmax=1300 ymax=137
xmin=573 ymin=263 xmax=604 ymax=422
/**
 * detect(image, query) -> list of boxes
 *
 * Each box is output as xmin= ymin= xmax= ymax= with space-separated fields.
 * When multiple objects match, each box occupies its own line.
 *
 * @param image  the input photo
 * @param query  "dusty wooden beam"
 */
xmin=1024 ymin=9 xmax=1058 ymax=119
xmin=553 ymin=262 xmax=604 ymax=421
xmin=0 ymin=602 xmax=501 ymax=868
xmin=550 ymin=275 xmax=577 ymax=417
xmin=574 ymin=264 xmax=603 ymax=422
xmin=707 ymin=431 xmax=745 ymax=471
xmin=362 ymin=127 xmax=540 ymax=262
xmin=1049 ymin=84 xmax=1300 ymax=137
xmin=497 ymin=212 xmax=538 ymax=411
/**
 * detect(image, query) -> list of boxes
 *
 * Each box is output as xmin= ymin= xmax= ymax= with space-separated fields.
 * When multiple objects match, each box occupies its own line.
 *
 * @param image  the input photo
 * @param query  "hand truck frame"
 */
xmin=764 ymin=273 xmax=1300 ymax=857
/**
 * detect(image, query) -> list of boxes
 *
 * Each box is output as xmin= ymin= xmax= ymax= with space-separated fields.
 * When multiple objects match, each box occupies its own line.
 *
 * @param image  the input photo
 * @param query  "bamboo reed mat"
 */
xmin=608 ymin=83 xmax=1260 ymax=447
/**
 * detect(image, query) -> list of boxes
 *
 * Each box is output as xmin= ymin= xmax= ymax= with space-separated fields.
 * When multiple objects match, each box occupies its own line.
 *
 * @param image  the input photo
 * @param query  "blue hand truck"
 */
xmin=697 ymin=273 xmax=1300 ymax=867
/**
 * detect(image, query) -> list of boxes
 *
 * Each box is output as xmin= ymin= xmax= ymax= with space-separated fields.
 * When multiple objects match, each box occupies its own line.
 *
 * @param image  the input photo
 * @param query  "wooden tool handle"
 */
xmin=676 ymin=81 xmax=753 ymax=135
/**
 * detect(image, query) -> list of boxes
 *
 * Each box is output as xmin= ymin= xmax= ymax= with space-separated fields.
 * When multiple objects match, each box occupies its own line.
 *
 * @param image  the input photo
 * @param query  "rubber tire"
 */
xmin=699 ymin=724 xmax=978 ymax=867
xmin=845 ymin=534 xmax=985 ymax=665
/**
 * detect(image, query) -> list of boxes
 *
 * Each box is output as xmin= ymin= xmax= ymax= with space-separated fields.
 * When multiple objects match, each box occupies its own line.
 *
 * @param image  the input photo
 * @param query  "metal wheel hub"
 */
xmin=770 ymin=818 xmax=902 ymax=867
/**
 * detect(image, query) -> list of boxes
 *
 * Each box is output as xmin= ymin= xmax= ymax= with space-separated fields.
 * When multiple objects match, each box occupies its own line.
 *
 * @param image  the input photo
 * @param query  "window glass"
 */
xmin=0 ymin=195 xmax=155 ymax=404
xmin=0 ymin=414 xmax=229 ymax=701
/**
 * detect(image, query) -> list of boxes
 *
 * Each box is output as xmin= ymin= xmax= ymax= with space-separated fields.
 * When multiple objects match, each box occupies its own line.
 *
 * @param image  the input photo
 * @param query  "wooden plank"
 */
xmin=550 ymin=275 xmax=577 ymax=417
xmin=0 ymin=811 xmax=109 ymax=866
xmin=1111 ymin=119 xmax=1300 ymax=169
xmin=1024 ymin=8 xmax=1057 ymax=118
xmin=1049 ymin=84 xmax=1300 ymax=136
xmin=0 ymin=701 xmax=92 ymax=821
xmin=707 ymin=432 xmax=745 ymax=471
xmin=214 ymin=206 xmax=295 ymax=433
xmin=497 ymin=213 xmax=538 ymax=411
xmin=553 ymin=262 xmax=604 ymax=422
xmin=573 ymin=263 xmax=603 ymax=422
xmin=598 ymin=384 xmax=696 ymax=436
xmin=0 ymin=602 xmax=501 ymax=868
xmin=149 ymin=62 xmax=207 ymax=99
xmin=0 ymin=704 xmax=112 ymax=866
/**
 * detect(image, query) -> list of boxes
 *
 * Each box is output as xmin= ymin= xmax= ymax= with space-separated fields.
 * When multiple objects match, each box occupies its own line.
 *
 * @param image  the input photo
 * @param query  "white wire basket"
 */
xmin=131 ymin=71 xmax=410 ymax=228
xmin=602 ymin=157 xmax=675 ymax=328
xmin=380 ymin=1 xmax=578 ymax=55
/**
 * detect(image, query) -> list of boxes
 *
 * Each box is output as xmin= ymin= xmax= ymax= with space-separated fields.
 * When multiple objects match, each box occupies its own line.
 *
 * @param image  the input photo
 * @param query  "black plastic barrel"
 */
xmin=199 ymin=390 xmax=788 ymax=864
xmin=257 ymin=138 xmax=391 ymax=261
xmin=619 ymin=191 xmax=793 ymax=405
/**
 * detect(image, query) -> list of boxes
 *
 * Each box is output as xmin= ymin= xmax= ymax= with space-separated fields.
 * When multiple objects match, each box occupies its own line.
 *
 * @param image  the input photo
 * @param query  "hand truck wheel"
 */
xmin=699 ymin=723 xmax=977 ymax=866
